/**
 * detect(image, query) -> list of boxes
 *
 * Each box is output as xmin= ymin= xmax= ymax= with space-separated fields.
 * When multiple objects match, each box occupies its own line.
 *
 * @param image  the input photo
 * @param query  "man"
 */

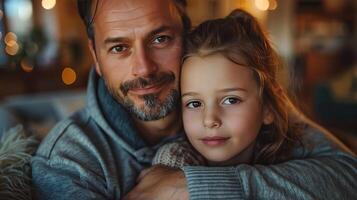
xmin=32 ymin=0 xmax=356 ymax=199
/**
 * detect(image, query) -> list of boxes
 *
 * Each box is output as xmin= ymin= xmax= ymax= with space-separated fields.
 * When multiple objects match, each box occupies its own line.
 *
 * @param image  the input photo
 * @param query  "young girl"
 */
xmin=152 ymin=9 xmax=302 ymax=167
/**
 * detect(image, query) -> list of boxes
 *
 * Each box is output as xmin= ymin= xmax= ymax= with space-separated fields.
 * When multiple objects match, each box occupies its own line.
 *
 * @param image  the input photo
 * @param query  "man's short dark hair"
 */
xmin=77 ymin=0 xmax=191 ymax=41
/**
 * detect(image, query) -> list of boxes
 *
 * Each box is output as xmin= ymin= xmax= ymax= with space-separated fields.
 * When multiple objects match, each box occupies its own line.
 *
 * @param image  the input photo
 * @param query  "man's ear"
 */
xmin=88 ymin=39 xmax=102 ymax=76
xmin=262 ymin=105 xmax=274 ymax=125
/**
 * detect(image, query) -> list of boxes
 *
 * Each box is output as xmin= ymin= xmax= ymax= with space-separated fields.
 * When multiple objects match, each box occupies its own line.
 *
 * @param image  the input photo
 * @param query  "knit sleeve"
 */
xmin=182 ymin=123 xmax=357 ymax=200
xmin=152 ymin=138 xmax=206 ymax=169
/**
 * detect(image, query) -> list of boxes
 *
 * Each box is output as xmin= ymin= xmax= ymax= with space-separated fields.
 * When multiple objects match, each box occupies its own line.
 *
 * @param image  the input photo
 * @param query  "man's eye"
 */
xmin=152 ymin=35 xmax=171 ymax=44
xmin=186 ymin=101 xmax=202 ymax=109
xmin=109 ymin=45 xmax=128 ymax=54
xmin=222 ymin=97 xmax=241 ymax=105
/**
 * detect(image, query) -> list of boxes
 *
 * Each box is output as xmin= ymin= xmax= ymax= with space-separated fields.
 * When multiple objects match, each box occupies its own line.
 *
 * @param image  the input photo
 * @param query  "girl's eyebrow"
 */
xmin=181 ymin=92 xmax=198 ymax=98
xmin=218 ymin=87 xmax=247 ymax=93
xmin=181 ymin=88 xmax=247 ymax=98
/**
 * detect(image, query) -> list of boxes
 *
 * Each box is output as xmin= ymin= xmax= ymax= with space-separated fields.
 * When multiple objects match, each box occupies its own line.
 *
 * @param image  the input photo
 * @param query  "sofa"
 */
xmin=0 ymin=90 xmax=85 ymax=199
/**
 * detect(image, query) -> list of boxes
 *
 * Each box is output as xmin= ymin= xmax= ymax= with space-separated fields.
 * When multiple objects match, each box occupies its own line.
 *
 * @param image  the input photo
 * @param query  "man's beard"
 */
xmin=107 ymin=72 xmax=179 ymax=121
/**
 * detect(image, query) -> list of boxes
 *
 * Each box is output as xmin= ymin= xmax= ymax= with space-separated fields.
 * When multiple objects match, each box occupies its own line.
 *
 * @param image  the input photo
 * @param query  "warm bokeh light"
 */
xmin=6 ymin=40 xmax=17 ymax=47
xmin=5 ymin=33 xmax=20 ymax=56
xmin=42 ymin=0 xmax=56 ymax=10
xmin=5 ymin=42 xmax=19 ymax=55
xmin=62 ymin=67 xmax=77 ymax=85
xmin=25 ymin=42 xmax=39 ymax=55
xmin=269 ymin=0 xmax=278 ymax=10
xmin=18 ymin=1 xmax=33 ymax=20
xmin=21 ymin=59 xmax=34 ymax=72
xmin=255 ymin=0 xmax=270 ymax=11
xmin=4 ymin=32 xmax=18 ymax=45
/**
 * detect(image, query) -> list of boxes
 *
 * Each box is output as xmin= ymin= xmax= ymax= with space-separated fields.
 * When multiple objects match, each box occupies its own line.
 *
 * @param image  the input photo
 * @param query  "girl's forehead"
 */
xmin=180 ymin=54 xmax=258 ymax=91
xmin=182 ymin=54 xmax=251 ymax=75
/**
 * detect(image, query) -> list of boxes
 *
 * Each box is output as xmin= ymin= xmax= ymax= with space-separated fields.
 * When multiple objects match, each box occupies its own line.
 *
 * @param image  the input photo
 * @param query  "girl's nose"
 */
xmin=203 ymin=109 xmax=222 ymax=129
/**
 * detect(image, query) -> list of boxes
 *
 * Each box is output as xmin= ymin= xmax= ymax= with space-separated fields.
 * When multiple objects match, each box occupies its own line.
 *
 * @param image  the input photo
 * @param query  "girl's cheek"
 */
xmin=182 ymin=111 xmax=201 ymax=137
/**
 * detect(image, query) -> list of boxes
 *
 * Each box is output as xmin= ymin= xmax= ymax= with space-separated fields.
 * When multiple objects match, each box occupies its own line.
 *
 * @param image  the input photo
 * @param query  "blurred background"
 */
xmin=0 ymin=0 xmax=356 ymax=151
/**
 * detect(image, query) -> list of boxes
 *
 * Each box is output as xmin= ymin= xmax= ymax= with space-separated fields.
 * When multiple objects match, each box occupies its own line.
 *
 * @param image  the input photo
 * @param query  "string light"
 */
xmin=62 ymin=67 xmax=77 ymax=85
xmin=5 ymin=42 xmax=19 ymax=55
xmin=42 ymin=0 xmax=56 ymax=10
xmin=4 ymin=32 xmax=19 ymax=55
xmin=21 ymin=59 xmax=34 ymax=72
xmin=255 ymin=0 xmax=270 ymax=11
xmin=269 ymin=0 xmax=278 ymax=10
xmin=4 ymin=32 xmax=18 ymax=45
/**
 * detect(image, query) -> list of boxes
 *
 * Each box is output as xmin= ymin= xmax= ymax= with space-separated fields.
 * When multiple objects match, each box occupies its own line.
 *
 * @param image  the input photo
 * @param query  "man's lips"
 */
xmin=200 ymin=136 xmax=230 ymax=147
xmin=129 ymin=82 xmax=166 ymax=95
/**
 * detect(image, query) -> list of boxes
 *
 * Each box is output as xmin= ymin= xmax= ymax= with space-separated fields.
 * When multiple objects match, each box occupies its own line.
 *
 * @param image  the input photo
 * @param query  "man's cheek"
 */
xmin=155 ymin=47 xmax=181 ymax=66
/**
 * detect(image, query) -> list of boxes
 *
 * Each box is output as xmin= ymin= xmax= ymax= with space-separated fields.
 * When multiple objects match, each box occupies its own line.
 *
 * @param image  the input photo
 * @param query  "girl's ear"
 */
xmin=88 ymin=39 xmax=102 ymax=76
xmin=262 ymin=105 xmax=274 ymax=125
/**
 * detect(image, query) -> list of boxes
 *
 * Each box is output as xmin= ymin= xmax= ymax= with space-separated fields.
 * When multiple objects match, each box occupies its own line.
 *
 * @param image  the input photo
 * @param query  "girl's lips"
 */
xmin=201 ymin=136 xmax=230 ymax=147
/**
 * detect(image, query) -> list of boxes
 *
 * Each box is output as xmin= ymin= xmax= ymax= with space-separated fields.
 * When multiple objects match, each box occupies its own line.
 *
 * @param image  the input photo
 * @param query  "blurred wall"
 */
xmin=0 ymin=0 xmax=355 ymax=150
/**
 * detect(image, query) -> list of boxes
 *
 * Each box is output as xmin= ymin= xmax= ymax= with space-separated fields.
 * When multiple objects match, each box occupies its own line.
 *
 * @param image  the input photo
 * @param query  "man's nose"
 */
xmin=131 ymin=45 xmax=158 ymax=77
xmin=203 ymin=107 xmax=222 ymax=129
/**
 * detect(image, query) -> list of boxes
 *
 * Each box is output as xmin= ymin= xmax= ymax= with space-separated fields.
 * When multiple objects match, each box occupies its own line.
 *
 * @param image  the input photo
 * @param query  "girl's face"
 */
xmin=181 ymin=53 xmax=273 ymax=165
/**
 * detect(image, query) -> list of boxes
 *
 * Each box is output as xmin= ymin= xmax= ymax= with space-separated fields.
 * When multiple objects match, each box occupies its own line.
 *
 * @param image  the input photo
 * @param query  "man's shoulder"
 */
xmin=293 ymin=119 xmax=354 ymax=157
xmin=34 ymin=108 xmax=95 ymax=158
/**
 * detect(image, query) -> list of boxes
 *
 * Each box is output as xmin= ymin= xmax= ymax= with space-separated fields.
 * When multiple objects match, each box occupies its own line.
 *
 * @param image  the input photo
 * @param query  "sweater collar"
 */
xmin=97 ymin=77 xmax=147 ymax=149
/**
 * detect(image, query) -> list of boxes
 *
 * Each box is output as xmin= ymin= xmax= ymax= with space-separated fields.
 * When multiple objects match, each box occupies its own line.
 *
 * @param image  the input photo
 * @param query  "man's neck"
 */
xmin=133 ymin=110 xmax=182 ymax=145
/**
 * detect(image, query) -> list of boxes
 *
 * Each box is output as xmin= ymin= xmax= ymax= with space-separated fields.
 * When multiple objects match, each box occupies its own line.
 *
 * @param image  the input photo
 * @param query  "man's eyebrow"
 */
xmin=103 ymin=26 xmax=174 ymax=45
xmin=104 ymin=37 xmax=127 ymax=45
xmin=148 ymin=25 xmax=174 ymax=39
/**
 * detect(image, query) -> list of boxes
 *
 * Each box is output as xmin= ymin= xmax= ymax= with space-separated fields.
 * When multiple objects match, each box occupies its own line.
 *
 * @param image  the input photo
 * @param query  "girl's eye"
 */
xmin=186 ymin=101 xmax=202 ymax=108
xmin=222 ymin=97 xmax=240 ymax=105
xmin=109 ymin=45 xmax=128 ymax=54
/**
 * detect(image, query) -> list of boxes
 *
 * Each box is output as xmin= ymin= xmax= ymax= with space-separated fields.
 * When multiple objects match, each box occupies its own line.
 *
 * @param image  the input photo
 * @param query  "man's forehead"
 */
xmin=95 ymin=0 xmax=175 ymax=23
xmin=93 ymin=0 xmax=182 ymax=39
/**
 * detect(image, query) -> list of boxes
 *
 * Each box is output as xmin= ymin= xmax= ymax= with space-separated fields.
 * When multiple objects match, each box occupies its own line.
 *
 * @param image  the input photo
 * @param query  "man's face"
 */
xmin=90 ymin=0 xmax=183 ymax=121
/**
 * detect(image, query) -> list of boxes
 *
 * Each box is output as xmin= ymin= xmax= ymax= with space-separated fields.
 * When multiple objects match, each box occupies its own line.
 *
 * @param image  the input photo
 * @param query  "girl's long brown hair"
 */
xmin=183 ymin=9 xmax=303 ymax=164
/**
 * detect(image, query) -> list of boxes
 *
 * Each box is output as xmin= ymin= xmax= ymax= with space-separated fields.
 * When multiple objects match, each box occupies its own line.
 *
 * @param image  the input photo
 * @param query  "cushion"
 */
xmin=0 ymin=125 xmax=39 ymax=200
